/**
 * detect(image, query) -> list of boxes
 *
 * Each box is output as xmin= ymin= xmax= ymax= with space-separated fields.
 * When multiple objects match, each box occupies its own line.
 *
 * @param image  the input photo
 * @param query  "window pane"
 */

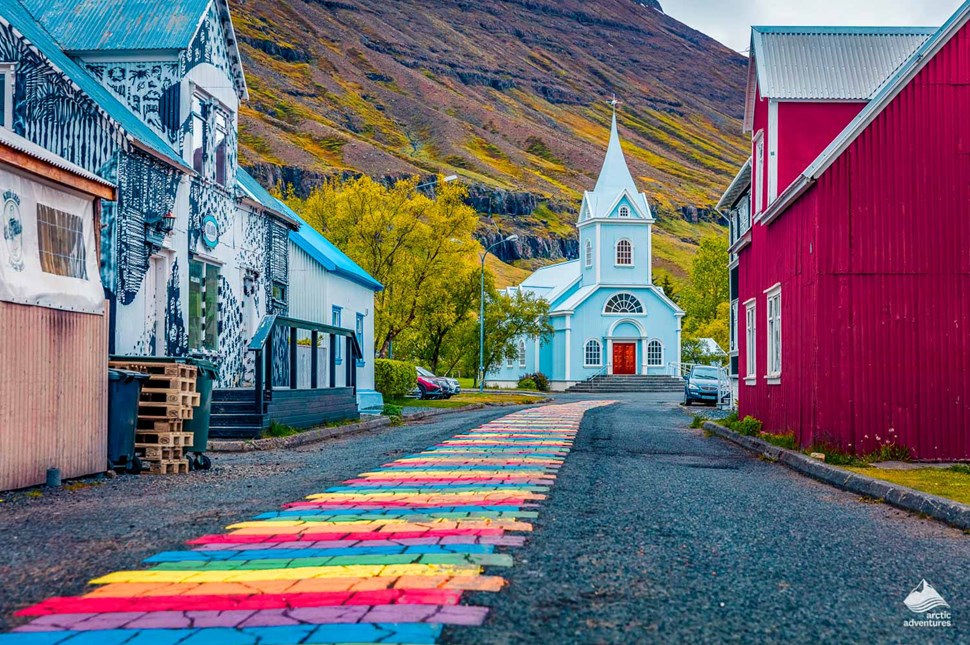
xmin=37 ymin=204 xmax=87 ymax=279
xmin=192 ymin=112 xmax=205 ymax=174
xmin=332 ymin=307 xmax=342 ymax=361
xmin=214 ymin=112 xmax=228 ymax=185
xmin=0 ymin=73 xmax=5 ymax=128
xmin=188 ymin=260 xmax=203 ymax=349
xmin=204 ymin=263 xmax=219 ymax=350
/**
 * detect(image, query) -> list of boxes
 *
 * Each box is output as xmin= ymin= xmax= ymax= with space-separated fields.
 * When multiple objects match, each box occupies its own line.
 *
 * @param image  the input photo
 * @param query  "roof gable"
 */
xmin=761 ymin=1 xmax=970 ymax=225
xmin=745 ymin=25 xmax=934 ymax=130
xmin=2 ymin=2 xmax=189 ymax=171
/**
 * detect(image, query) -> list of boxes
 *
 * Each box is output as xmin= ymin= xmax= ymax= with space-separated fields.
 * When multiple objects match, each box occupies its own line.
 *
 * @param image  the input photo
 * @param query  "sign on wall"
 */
xmin=0 ymin=165 xmax=104 ymax=314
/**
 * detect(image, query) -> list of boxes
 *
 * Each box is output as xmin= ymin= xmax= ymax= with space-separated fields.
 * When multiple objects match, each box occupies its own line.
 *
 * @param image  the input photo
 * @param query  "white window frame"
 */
xmin=618 ymin=205 xmax=630 ymax=218
xmin=0 ymin=63 xmax=15 ymax=130
xmin=517 ymin=339 xmax=527 ymax=368
xmin=646 ymin=340 xmax=664 ymax=367
xmin=744 ymin=298 xmax=757 ymax=384
xmin=584 ymin=339 xmax=603 ymax=368
xmin=753 ymin=131 xmax=765 ymax=216
xmin=615 ymin=238 xmax=634 ymax=267
xmin=765 ymin=284 xmax=782 ymax=383
xmin=585 ymin=240 xmax=593 ymax=268
xmin=730 ymin=299 xmax=739 ymax=353
xmin=603 ymin=293 xmax=644 ymax=315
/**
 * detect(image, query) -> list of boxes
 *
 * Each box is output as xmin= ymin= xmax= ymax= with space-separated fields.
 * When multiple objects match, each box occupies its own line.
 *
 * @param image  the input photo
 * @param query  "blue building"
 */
xmin=487 ymin=112 xmax=683 ymax=390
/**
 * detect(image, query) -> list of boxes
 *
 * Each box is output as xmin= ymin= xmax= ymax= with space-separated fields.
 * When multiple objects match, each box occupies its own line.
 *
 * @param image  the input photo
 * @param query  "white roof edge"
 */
xmin=0 ymin=128 xmax=115 ymax=189
xmin=765 ymin=1 xmax=970 ymax=224
xmin=716 ymin=158 xmax=752 ymax=212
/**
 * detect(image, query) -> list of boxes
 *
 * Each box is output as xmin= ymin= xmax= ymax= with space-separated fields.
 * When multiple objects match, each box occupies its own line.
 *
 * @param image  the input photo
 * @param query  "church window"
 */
xmin=517 ymin=339 xmax=527 ymax=367
xmin=604 ymin=293 xmax=644 ymax=315
xmin=585 ymin=240 xmax=593 ymax=268
xmin=616 ymin=239 xmax=633 ymax=266
xmin=191 ymin=92 xmax=207 ymax=174
xmin=618 ymin=206 xmax=630 ymax=218
xmin=647 ymin=340 xmax=663 ymax=366
xmin=584 ymin=339 xmax=602 ymax=367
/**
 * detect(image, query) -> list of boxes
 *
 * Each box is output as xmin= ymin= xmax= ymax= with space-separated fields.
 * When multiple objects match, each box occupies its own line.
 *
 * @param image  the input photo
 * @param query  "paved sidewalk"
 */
xmin=1 ymin=401 xmax=611 ymax=644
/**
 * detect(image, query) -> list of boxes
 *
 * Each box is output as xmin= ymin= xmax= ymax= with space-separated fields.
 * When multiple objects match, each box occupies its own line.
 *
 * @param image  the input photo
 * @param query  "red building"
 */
xmin=720 ymin=4 xmax=970 ymax=460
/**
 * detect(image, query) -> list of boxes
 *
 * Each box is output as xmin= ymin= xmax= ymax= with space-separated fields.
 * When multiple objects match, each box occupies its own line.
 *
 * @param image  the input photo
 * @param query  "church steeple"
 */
xmin=593 ymin=106 xmax=639 ymax=196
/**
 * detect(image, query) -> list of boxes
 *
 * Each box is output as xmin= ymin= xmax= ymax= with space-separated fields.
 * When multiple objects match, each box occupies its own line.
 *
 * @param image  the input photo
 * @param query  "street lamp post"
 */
xmin=479 ymin=234 xmax=519 ymax=392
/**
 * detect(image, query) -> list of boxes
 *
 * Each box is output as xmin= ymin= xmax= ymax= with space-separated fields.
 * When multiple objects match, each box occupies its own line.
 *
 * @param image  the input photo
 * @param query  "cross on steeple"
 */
xmin=609 ymin=94 xmax=620 ymax=114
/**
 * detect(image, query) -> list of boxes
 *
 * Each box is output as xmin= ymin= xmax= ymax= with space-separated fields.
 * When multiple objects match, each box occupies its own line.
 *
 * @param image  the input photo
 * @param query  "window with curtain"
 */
xmin=647 ymin=340 xmax=663 ymax=366
xmin=616 ymin=239 xmax=633 ymax=265
xmin=37 ymin=204 xmax=87 ymax=279
xmin=214 ymin=110 xmax=229 ymax=186
xmin=191 ymin=93 xmax=206 ymax=174
xmin=585 ymin=340 xmax=602 ymax=367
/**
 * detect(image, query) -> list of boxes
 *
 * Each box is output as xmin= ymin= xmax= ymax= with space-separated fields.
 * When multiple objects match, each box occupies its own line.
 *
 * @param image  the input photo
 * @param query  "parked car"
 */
xmin=684 ymin=365 xmax=723 ymax=406
xmin=416 ymin=367 xmax=460 ymax=399
xmin=415 ymin=374 xmax=444 ymax=400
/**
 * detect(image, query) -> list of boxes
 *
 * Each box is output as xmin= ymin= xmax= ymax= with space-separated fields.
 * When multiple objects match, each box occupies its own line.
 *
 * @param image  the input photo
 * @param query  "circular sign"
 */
xmin=201 ymin=215 xmax=220 ymax=250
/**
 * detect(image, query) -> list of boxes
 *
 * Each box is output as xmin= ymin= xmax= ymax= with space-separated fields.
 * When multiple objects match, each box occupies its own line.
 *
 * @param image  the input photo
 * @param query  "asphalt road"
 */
xmin=2 ymin=394 xmax=967 ymax=643
xmin=444 ymin=394 xmax=969 ymax=644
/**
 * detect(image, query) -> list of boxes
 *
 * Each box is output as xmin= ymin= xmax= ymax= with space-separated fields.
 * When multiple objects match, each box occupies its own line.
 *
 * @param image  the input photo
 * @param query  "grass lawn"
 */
xmin=844 ymin=466 xmax=970 ymax=506
xmin=390 ymin=392 xmax=547 ymax=409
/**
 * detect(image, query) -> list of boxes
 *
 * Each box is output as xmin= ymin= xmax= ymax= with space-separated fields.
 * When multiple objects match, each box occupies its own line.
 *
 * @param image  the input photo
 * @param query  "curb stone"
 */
xmin=207 ymin=399 xmax=550 ymax=453
xmin=703 ymin=421 xmax=970 ymax=531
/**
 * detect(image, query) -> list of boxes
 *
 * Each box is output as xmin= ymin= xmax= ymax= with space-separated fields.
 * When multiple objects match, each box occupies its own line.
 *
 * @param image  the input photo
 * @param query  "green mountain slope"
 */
xmin=235 ymin=0 xmax=748 ymax=282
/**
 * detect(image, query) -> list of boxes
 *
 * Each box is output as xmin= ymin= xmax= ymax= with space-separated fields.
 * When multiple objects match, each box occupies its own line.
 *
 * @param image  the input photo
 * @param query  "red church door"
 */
xmin=613 ymin=343 xmax=637 ymax=375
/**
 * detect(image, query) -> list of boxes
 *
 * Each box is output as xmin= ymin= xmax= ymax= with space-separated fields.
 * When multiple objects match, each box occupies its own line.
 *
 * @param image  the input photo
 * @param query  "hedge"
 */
xmin=375 ymin=359 xmax=417 ymax=399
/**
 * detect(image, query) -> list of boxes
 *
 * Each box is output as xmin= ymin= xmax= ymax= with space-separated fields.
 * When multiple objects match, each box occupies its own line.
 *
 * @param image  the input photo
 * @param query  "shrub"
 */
xmin=948 ymin=464 xmax=970 ymax=476
xmin=735 ymin=416 xmax=763 ymax=437
xmin=375 ymin=359 xmax=416 ymax=399
xmin=517 ymin=378 xmax=537 ymax=391
xmin=382 ymin=403 xmax=403 ymax=418
xmin=519 ymin=372 xmax=550 ymax=392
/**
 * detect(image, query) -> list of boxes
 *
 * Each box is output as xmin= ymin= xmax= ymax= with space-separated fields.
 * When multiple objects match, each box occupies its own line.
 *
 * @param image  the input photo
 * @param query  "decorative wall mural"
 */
xmin=188 ymin=179 xmax=234 ymax=250
xmin=83 ymin=61 xmax=181 ymax=146
xmin=116 ymin=152 xmax=180 ymax=304
xmin=217 ymin=275 xmax=245 ymax=387
xmin=165 ymin=258 xmax=188 ymax=357
xmin=182 ymin=2 xmax=243 ymax=96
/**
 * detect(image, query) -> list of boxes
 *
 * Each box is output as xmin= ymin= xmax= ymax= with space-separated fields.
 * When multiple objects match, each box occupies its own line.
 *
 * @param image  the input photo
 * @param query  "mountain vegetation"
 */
xmin=234 ymin=0 xmax=749 ymax=284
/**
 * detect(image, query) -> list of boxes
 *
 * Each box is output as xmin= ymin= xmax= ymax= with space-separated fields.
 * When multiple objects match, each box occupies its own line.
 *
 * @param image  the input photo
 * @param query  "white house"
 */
xmin=488 ymin=110 xmax=683 ymax=390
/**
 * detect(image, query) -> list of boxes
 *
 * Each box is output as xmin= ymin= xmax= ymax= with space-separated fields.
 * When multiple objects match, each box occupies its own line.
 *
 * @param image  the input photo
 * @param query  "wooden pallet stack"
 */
xmin=108 ymin=361 xmax=199 ymax=474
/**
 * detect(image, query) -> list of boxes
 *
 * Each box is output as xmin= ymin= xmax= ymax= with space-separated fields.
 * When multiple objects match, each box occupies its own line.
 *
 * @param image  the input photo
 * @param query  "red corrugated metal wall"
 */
xmin=0 ymin=301 xmax=108 ymax=490
xmin=739 ymin=25 xmax=970 ymax=460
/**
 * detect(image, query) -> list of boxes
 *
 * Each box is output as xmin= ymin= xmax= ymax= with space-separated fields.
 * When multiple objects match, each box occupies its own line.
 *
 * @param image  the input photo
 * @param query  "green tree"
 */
xmin=289 ymin=175 xmax=480 ymax=357
xmin=463 ymin=289 xmax=552 ymax=383
xmin=680 ymin=235 xmax=730 ymax=351
xmin=653 ymin=270 xmax=679 ymax=303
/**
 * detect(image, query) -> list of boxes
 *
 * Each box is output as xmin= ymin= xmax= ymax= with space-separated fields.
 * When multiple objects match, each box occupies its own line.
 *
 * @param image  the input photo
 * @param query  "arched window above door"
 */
xmin=604 ymin=293 xmax=644 ymax=315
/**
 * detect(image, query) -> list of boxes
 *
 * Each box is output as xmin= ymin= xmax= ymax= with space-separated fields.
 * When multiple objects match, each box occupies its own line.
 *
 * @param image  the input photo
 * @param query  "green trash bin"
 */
xmin=184 ymin=357 xmax=218 ymax=470
xmin=107 ymin=369 xmax=149 ymax=474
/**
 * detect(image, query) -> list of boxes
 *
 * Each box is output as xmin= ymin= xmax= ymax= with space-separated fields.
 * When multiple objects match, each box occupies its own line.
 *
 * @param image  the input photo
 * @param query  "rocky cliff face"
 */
xmin=235 ymin=0 xmax=748 ymax=278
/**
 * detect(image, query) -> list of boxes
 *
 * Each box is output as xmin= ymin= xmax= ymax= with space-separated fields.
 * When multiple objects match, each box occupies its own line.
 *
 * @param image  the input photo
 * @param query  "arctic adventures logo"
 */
xmin=903 ymin=579 xmax=952 ymax=629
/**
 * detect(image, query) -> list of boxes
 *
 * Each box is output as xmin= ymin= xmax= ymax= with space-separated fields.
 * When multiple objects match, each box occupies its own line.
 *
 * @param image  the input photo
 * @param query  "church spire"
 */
xmin=593 ymin=100 xmax=639 ymax=195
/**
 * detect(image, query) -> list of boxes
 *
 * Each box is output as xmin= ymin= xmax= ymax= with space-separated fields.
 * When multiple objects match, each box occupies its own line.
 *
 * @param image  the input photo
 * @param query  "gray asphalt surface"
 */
xmin=0 ymin=406 xmax=523 ymax=631
xmin=2 ymin=395 xmax=967 ymax=643
xmin=444 ymin=393 xmax=969 ymax=644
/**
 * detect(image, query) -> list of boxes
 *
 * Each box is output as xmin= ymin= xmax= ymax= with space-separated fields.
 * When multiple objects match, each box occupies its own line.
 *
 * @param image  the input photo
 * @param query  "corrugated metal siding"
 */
xmin=288 ymin=242 xmax=329 ymax=324
xmin=739 ymin=25 xmax=970 ymax=460
xmin=0 ymin=302 xmax=108 ymax=491
xmin=755 ymin=28 xmax=934 ymax=100
xmin=18 ymin=0 xmax=209 ymax=51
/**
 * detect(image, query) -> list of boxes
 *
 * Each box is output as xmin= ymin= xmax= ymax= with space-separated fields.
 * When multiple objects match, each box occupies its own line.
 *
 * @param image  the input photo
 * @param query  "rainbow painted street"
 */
xmin=2 ymin=401 xmax=613 ymax=645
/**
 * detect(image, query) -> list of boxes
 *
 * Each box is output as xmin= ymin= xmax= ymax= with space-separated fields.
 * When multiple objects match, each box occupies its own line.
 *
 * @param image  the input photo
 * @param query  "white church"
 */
xmin=487 ymin=110 xmax=683 ymax=390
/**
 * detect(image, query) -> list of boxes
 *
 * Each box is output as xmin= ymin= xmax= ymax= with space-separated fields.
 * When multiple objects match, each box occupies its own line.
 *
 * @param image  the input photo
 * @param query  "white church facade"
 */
xmin=487 ymin=111 xmax=683 ymax=390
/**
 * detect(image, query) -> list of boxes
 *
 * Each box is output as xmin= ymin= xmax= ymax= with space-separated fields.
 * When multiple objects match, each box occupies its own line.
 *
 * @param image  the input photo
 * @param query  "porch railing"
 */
xmin=248 ymin=314 xmax=363 ymax=414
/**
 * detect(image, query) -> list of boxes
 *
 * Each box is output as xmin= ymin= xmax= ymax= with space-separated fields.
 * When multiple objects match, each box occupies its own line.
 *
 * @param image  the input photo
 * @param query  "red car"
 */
xmin=416 ymin=375 xmax=444 ymax=400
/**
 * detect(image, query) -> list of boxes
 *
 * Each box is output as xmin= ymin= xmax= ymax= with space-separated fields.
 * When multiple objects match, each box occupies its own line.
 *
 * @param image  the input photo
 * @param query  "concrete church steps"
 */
xmin=566 ymin=375 xmax=684 ymax=394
